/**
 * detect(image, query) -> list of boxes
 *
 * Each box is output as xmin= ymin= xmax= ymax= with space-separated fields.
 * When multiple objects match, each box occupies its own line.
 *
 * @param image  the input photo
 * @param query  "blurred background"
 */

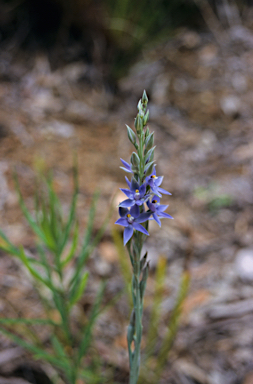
xmin=1 ymin=0 xmax=253 ymax=383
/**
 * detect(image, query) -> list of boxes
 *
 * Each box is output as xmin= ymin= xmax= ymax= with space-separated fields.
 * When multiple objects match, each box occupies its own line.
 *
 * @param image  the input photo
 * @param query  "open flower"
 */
xmin=146 ymin=167 xmax=171 ymax=197
xmin=147 ymin=196 xmax=173 ymax=227
xmin=119 ymin=178 xmax=150 ymax=208
xmin=115 ymin=205 xmax=151 ymax=245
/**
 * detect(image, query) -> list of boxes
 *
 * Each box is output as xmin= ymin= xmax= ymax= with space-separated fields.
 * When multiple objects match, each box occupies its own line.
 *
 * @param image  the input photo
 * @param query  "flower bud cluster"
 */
xmin=116 ymin=91 xmax=173 ymax=245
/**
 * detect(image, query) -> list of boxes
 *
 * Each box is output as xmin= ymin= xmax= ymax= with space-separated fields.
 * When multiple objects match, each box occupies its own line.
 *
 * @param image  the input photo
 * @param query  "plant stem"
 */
xmin=129 ymin=232 xmax=145 ymax=384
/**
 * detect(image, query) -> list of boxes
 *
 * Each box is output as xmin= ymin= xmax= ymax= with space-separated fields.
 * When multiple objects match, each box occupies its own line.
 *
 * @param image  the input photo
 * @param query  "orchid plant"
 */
xmin=115 ymin=91 xmax=173 ymax=384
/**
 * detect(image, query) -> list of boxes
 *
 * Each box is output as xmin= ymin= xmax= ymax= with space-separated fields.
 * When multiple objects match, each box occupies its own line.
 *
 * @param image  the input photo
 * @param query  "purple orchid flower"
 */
xmin=120 ymin=158 xmax=133 ymax=174
xmin=115 ymin=205 xmax=151 ymax=245
xmin=147 ymin=196 xmax=173 ymax=227
xmin=146 ymin=167 xmax=171 ymax=197
xmin=119 ymin=178 xmax=150 ymax=208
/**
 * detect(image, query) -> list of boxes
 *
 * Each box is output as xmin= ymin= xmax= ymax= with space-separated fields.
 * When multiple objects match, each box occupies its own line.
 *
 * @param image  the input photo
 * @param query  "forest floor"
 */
xmin=0 ymin=25 xmax=253 ymax=384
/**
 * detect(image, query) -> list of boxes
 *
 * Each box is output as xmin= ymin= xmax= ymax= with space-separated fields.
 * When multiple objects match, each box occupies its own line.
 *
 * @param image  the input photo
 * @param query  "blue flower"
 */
xmin=120 ymin=158 xmax=133 ymax=174
xmin=146 ymin=167 xmax=171 ymax=197
xmin=119 ymin=178 xmax=150 ymax=208
xmin=115 ymin=205 xmax=151 ymax=245
xmin=147 ymin=196 xmax=173 ymax=227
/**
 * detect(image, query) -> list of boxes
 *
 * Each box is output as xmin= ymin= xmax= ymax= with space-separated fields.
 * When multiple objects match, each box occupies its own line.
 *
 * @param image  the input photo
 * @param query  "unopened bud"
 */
xmin=134 ymin=115 xmax=143 ymax=134
xmin=145 ymin=132 xmax=154 ymax=152
xmin=126 ymin=125 xmax=137 ymax=147
xmin=142 ymin=90 xmax=148 ymax=105
xmin=130 ymin=152 xmax=140 ymax=168
xmin=144 ymin=161 xmax=155 ymax=177
xmin=143 ymin=110 xmax=149 ymax=126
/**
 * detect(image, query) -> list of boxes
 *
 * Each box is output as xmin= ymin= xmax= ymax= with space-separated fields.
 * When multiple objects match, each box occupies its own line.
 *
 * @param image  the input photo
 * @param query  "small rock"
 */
xmin=41 ymin=120 xmax=75 ymax=138
xmin=232 ymin=73 xmax=248 ymax=92
xmin=173 ymin=78 xmax=188 ymax=93
xmin=98 ymin=241 xmax=118 ymax=263
xmin=93 ymin=257 xmax=112 ymax=276
xmin=199 ymin=44 xmax=218 ymax=64
xmin=181 ymin=31 xmax=201 ymax=49
xmin=235 ymin=248 xmax=253 ymax=281
xmin=220 ymin=95 xmax=241 ymax=116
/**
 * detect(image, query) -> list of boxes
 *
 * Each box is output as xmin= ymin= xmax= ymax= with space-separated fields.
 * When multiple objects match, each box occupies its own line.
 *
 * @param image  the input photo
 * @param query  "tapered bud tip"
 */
xmin=142 ymin=90 xmax=148 ymax=104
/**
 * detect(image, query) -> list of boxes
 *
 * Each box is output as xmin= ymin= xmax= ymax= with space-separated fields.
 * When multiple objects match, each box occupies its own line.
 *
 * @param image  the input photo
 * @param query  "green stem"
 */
xmin=129 ymin=232 xmax=146 ymax=384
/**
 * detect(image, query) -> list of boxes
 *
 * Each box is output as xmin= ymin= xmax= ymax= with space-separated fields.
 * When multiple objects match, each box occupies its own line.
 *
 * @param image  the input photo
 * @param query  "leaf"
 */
xmin=0 ymin=327 xmax=67 ymax=370
xmin=156 ymin=270 xmax=190 ymax=375
xmin=51 ymin=335 xmax=70 ymax=365
xmin=61 ymin=222 xmax=79 ymax=268
xmin=68 ymin=271 xmax=89 ymax=309
xmin=0 ymin=318 xmax=57 ymax=326
xmin=14 ymin=174 xmax=49 ymax=246
xmin=58 ymin=164 xmax=79 ymax=257
xmin=0 ymin=229 xmax=20 ymax=256
xmin=112 ymin=227 xmax=132 ymax=305
xmin=19 ymin=246 xmax=54 ymax=290
xmin=144 ymin=256 xmax=166 ymax=361
xmin=77 ymin=282 xmax=105 ymax=364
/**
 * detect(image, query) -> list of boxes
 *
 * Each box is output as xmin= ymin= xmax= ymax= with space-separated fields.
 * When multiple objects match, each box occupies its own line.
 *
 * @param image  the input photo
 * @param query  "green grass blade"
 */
xmin=0 ymin=327 xmax=67 ymax=370
xmin=0 ymin=229 xmax=20 ymax=256
xmin=58 ymin=166 xmax=78 ymax=257
xmin=145 ymin=256 xmax=167 ymax=360
xmin=0 ymin=318 xmax=57 ymax=326
xmin=61 ymin=222 xmax=79 ymax=269
xmin=14 ymin=174 xmax=50 ymax=245
xmin=77 ymin=281 xmax=105 ymax=364
xmin=112 ymin=227 xmax=132 ymax=304
xmin=68 ymin=271 xmax=89 ymax=309
xmin=156 ymin=270 xmax=190 ymax=375
xmin=19 ymin=246 xmax=54 ymax=290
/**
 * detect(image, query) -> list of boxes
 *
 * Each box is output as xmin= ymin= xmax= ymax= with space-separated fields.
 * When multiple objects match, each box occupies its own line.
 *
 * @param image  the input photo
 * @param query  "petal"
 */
xmin=120 ymin=188 xmax=132 ymax=198
xmin=155 ymin=176 xmax=164 ymax=187
xmin=143 ymin=194 xmax=151 ymax=203
xmin=120 ymin=158 xmax=131 ymax=170
xmin=136 ymin=200 xmax=144 ymax=206
xmin=151 ymin=186 xmax=162 ymax=197
xmin=130 ymin=205 xmax=140 ymax=218
xmin=159 ymin=212 xmax=174 ymax=219
xmin=119 ymin=199 xmax=135 ymax=208
xmin=120 ymin=166 xmax=133 ymax=173
xmin=153 ymin=213 xmax=161 ymax=227
xmin=132 ymin=223 xmax=149 ymax=236
xmin=156 ymin=204 xmax=169 ymax=213
xmin=130 ymin=178 xmax=139 ymax=192
xmin=135 ymin=212 xmax=152 ymax=223
xmin=119 ymin=207 xmax=129 ymax=217
xmin=125 ymin=176 xmax=131 ymax=188
xmin=115 ymin=218 xmax=129 ymax=227
xmin=157 ymin=187 xmax=172 ymax=195
xmin=139 ymin=183 xmax=146 ymax=196
xmin=124 ymin=226 xmax=133 ymax=245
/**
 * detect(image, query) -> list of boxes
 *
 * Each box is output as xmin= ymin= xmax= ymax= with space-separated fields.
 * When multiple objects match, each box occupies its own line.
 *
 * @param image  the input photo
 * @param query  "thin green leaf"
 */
xmin=156 ymin=271 xmax=190 ymax=375
xmin=112 ymin=227 xmax=132 ymax=305
xmin=14 ymin=174 xmax=49 ymax=245
xmin=69 ymin=271 xmax=89 ymax=309
xmin=0 ymin=229 xmax=20 ymax=256
xmin=145 ymin=256 xmax=166 ymax=360
xmin=51 ymin=335 xmax=71 ymax=371
xmin=77 ymin=281 xmax=105 ymax=364
xmin=58 ymin=163 xmax=78 ymax=257
xmin=19 ymin=246 xmax=53 ymax=290
xmin=0 ymin=327 xmax=67 ymax=370
xmin=61 ymin=222 xmax=79 ymax=269
xmin=0 ymin=318 xmax=57 ymax=326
